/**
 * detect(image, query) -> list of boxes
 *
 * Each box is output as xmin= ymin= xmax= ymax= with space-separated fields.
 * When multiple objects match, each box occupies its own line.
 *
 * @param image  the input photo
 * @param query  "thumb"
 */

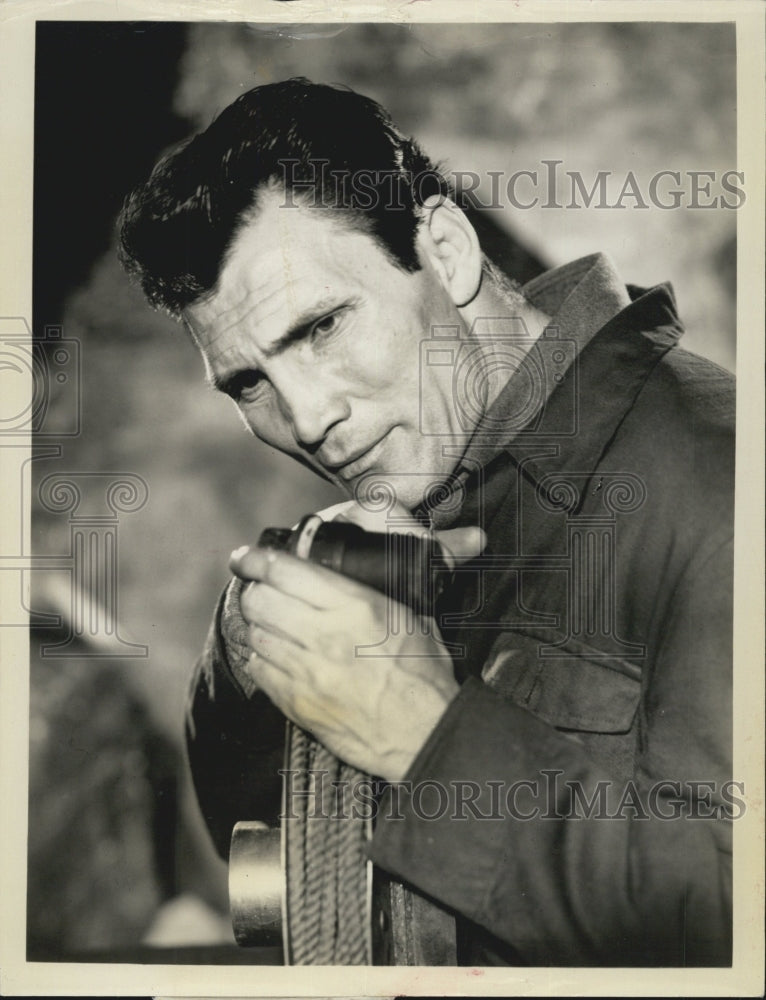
xmin=436 ymin=525 xmax=487 ymax=566
xmin=332 ymin=499 xmax=412 ymax=533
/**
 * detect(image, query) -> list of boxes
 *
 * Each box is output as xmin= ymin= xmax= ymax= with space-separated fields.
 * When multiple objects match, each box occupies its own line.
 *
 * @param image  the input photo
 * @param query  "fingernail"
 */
xmin=230 ymin=545 xmax=250 ymax=562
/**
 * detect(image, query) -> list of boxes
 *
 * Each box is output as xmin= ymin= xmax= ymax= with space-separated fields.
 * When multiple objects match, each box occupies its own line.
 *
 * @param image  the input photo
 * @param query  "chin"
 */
xmin=337 ymin=443 xmax=458 ymax=512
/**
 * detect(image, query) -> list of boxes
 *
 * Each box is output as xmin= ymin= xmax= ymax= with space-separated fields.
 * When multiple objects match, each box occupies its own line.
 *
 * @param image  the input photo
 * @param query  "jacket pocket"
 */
xmin=480 ymin=631 xmax=642 ymax=734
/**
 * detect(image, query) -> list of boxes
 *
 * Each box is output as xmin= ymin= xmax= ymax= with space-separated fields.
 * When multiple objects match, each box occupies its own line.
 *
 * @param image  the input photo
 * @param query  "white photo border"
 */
xmin=1 ymin=1 xmax=763 ymax=996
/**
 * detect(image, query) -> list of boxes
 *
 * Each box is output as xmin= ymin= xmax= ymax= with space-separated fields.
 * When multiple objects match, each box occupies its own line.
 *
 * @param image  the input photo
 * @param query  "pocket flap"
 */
xmin=481 ymin=632 xmax=642 ymax=734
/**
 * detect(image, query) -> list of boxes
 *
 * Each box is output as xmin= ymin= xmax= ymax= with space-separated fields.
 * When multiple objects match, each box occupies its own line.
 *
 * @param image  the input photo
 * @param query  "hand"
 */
xmin=230 ymin=507 xmax=485 ymax=781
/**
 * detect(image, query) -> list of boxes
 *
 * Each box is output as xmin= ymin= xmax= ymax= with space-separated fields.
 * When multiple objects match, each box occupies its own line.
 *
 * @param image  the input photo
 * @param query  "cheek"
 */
xmin=239 ymin=396 xmax=291 ymax=447
xmin=357 ymin=319 xmax=425 ymax=396
xmin=332 ymin=334 xmax=412 ymax=396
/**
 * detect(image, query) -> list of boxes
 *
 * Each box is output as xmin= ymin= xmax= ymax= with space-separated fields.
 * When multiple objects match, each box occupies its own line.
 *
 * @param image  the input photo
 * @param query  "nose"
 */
xmin=273 ymin=368 xmax=350 ymax=451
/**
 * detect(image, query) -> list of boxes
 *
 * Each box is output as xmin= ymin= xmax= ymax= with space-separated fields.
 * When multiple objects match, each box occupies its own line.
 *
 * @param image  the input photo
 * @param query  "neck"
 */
xmin=458 ymin=268 xmax=551 ymax=415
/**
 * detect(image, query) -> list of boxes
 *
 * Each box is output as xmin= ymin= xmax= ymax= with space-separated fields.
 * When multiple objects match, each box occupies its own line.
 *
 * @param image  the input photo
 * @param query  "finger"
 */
xmin=240 ymin=582 xmax=319 ymax=645
xmin=229 ymin=546 xmax=366 ymax=607
xmin=333 ymin=501 xmax=411 ymax=533
xmin=247 ymin=624 xmax=308 ymax=674
xmin=313 ymin=500 xmax=357 ymax=522
xmin=246 ymin=626 xmax=327 ymax=734
xmin=246 ymin=650 xmax=303 ymax=726
xmin=247 ymin=629 xmax=361 ymax=748
xmin=436 ymin=525 xmax=487 ymax=565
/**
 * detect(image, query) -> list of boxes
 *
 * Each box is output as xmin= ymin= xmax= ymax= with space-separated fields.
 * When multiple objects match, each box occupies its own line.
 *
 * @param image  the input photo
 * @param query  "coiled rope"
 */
xmin=284 ymin=721 xmax=372 ymax=964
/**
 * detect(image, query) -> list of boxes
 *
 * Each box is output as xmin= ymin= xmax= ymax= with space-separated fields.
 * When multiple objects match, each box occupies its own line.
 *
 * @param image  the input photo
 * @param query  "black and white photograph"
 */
xmin=0 ymin=2 xmax=763 ymax=996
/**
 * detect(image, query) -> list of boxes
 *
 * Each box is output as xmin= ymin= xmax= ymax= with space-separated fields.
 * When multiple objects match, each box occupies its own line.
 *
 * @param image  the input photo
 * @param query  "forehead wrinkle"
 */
xmin=188 ymin=202 xmax=377 ymax=367
xmin=203 ymin=282 xmax=286 ymax=342
xmin=201 ymin=245 xmax=342 ymax=334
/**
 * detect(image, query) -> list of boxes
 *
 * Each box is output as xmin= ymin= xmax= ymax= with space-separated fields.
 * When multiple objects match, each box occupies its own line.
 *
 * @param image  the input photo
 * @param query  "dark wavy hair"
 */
xmin=118 ymin=78 xmax=453 ymax=317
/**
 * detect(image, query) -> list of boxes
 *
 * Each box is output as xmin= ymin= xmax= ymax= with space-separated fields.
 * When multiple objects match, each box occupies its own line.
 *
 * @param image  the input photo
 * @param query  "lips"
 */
xmin=325 ymin=432 xmax=389 ymax=481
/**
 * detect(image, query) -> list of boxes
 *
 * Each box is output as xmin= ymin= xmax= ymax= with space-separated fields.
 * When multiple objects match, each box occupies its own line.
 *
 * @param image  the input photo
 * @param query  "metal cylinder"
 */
xmin=229 ymin=821 xmax=285 ymax=947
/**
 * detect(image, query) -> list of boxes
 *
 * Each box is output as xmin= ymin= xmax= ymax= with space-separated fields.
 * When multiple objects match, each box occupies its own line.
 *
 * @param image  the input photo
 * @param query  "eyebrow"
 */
xmin=207 ymin=295 xmax=351 ymax=397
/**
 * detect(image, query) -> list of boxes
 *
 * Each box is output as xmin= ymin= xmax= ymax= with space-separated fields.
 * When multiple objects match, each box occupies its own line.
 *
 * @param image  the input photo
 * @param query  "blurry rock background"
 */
xmin=27 ymin=20 xmax=736 ymax=959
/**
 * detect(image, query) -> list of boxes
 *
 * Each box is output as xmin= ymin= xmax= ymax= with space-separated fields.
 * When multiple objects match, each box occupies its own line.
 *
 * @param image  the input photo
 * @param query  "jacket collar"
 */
xmin=524 ymin=250 xmax=632 ymax=345
xmin=508 ymin=280 xmax=684 ymax=499
xmin=424 ymin=253 xmax=684 ymax=529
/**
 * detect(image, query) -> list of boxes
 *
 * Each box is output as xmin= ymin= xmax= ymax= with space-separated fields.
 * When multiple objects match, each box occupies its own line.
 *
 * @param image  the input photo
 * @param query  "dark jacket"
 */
xmin=186 ymin=254 xmax=735 ymax=966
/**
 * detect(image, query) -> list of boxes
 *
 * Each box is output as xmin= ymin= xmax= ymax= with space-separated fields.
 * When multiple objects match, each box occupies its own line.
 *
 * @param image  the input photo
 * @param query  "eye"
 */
xmin=233 ymin=369 xmax=269 ymax=404
xmin=310 ymin=310 xmax=342 ymax=340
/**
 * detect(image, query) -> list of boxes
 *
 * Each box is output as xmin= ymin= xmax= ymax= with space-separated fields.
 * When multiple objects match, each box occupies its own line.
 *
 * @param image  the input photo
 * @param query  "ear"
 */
xmin=417 ymin=195 xmax=482 ymax=307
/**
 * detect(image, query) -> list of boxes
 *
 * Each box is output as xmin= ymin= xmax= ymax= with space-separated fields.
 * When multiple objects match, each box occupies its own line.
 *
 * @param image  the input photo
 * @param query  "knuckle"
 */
xmin=315 ymin=623 xmax=355 ymax=662
xmin=316 ymin=632 xmax=342 ymax=661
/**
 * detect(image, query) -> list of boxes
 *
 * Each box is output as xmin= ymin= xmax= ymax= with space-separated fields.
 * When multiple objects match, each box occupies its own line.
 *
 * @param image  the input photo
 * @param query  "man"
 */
xmin=119 ymin=78 xmax=734 ymax=966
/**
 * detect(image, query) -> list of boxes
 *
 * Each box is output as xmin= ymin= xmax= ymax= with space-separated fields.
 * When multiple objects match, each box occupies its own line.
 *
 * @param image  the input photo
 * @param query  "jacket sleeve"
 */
xmin=368 ymin=535 xmax=734 ymax=966
xmin=185 ymin=579 xmax=286 ymax=859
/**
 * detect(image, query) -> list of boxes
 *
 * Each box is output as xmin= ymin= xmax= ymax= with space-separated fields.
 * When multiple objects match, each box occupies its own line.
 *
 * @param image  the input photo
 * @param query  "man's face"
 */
xmin=184 ymin=191 xmax=471 ymax=510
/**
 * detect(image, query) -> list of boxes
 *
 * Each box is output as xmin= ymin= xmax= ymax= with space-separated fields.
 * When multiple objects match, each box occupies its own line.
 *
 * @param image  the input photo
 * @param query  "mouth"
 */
xmin=324 ymin=432 xmax=390 ymax=481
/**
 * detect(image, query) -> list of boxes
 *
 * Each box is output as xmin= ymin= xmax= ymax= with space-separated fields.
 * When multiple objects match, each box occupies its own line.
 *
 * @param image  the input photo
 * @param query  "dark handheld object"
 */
xmin=258 ymin=514 xmax=452 ymax=618
xmin=231 ymin=515 xmax=454 ymax=958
